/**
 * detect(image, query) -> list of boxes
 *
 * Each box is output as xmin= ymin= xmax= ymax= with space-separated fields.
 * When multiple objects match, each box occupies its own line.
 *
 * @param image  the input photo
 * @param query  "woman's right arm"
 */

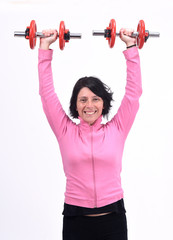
xmin=38 ymin=30 xmax=74 ymax=140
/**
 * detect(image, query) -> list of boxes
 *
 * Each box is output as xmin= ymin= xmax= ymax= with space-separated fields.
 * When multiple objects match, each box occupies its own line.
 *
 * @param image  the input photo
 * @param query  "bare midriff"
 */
xmin=85 ymin=212 xmax=112 ymax=217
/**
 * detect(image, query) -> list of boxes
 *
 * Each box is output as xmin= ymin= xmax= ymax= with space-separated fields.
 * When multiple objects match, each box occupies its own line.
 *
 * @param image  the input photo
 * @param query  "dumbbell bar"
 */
xmin=92 ymin=19 xmax=160 ymax=49
xmin=14 ymin=20 xmax=82 ymax=50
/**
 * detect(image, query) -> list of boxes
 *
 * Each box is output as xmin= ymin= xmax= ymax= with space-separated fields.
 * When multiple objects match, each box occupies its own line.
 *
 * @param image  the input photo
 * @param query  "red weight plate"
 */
xmin=137 ymin=20 xmax=145 ymax=49
xmin=108 ymin=19 xmax=116 ymax=48
xmin=59 ymin=21 xmax=65 ymax=50
xmin=29 ymin=20 xmax=37 ymax=49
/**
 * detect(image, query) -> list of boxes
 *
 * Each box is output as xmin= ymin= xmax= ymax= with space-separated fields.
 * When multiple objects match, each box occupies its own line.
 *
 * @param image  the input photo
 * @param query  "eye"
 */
xmin=93 ymin=97 xmax=100 ymax=102
xmin=80 ymin=98 xmax=87 ymax=103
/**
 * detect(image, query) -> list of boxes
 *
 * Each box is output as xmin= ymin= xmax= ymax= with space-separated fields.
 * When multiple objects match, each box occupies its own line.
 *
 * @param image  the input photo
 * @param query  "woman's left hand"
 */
xmin=119 ymin=28 xmax=137 ymax=47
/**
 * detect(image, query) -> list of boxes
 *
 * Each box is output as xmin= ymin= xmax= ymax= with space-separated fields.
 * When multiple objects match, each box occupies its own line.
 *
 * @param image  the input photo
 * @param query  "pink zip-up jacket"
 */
xmin=38 ymin=47 xmax=142 ymax=208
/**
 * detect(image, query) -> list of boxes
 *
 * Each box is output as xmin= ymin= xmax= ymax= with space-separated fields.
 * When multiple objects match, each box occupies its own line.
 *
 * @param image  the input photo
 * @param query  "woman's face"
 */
xmin=76 ymin=87 xmax=104 ymax=125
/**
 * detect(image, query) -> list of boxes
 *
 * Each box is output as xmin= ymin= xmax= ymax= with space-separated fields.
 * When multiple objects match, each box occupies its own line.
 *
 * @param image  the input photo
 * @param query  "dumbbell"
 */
xmin=14 ymin=20 xmax=82 ymax=50
xmin=92 ymin=19 xmax=160 ymax=49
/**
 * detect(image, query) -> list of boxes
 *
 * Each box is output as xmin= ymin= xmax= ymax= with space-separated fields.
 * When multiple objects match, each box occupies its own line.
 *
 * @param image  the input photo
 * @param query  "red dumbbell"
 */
xmin=92 ymin=19 xmax=160 ymax=49
xmin=14 ymin=20 xmax=82 ymax=50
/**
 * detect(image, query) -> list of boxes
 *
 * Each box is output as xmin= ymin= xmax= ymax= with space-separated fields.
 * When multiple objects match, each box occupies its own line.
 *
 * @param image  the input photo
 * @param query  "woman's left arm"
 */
xmin=112 ymin=29 xmax=142 ymax=139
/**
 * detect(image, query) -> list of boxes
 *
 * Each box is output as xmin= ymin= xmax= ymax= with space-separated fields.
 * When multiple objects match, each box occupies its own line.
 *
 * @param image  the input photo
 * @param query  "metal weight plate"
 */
xmin=29 ymin=20 xmax=37 ymax=49
xmin=108 ymin=19 xmax=116 ymax=48
xmin=59 ymin=21 xmax=65 ymax=50
xmin=137 ymin=20 xmax=145 ymax=49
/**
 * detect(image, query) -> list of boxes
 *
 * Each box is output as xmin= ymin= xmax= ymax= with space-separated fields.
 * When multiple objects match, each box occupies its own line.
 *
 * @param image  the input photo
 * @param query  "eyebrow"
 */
xmin=78 ymin=95 xmax=99 ymax=99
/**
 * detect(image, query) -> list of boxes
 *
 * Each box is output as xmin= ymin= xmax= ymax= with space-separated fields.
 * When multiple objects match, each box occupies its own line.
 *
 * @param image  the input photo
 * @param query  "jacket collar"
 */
xmin=78 ymin=115 xmax=103 ymax=131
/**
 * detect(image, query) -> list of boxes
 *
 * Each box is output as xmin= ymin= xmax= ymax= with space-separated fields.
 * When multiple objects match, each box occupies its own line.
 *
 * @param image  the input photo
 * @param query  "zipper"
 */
xmin=90 ymin=126 xmax=97 ymax=208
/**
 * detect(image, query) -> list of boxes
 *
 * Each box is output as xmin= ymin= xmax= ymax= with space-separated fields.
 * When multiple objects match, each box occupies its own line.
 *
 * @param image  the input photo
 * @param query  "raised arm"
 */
xmin=38 ymin=30 xmax=74 ymax=140
xmin=111 ymin=29 xmax=142 ymax=139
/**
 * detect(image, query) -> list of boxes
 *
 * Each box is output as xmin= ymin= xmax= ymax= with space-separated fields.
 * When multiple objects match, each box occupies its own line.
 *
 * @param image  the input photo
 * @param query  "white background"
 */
xmin=0 ymin=0 xmax=173 ymax=239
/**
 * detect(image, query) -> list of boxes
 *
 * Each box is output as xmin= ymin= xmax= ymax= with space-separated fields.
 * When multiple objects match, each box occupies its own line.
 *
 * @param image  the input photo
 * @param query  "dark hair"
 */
xmin=69 ymin=76 xmax=114 ymax=119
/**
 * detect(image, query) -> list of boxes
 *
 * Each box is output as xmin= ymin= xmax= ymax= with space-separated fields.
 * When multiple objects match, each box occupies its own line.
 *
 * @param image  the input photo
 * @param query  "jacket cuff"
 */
xmin=123 ymin=47 xmax=139 ymax=60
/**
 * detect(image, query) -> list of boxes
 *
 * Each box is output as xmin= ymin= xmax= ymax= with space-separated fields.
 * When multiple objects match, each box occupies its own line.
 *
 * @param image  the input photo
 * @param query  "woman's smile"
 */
xmin=76 ymin=87 xmax=104 ymax=125
xmin=84 ymin=110 xmax=97 ymax=115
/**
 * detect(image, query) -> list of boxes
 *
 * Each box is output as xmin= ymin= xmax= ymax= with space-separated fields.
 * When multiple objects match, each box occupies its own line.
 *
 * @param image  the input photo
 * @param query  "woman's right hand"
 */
xmin=39 ymin=29 xmax=58 ymax=50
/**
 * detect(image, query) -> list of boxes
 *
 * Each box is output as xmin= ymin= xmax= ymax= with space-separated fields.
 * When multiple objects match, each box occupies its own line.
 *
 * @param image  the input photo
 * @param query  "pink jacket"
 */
xmin=38 ymin=47 xmax=142 ymax=208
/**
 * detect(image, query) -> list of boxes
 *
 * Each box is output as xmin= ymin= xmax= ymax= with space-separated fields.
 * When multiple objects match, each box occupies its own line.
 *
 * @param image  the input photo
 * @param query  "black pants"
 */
xmin=63 ymin=212 xmax=128 ymax=240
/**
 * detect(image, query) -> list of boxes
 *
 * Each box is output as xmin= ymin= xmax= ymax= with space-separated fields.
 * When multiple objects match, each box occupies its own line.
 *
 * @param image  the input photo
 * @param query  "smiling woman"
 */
xmin=69 ymin=76 xmax=113 ymax=125
xmin=76 ymin=87 xmax=104 ymax=125
xmin=38 ymin=28 xmax=142 ymax=240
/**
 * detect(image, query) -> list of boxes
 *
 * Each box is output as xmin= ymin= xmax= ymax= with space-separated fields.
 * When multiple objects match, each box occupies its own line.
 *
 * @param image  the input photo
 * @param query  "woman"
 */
xmin=38 ymin=28 xmax=142 ymax=240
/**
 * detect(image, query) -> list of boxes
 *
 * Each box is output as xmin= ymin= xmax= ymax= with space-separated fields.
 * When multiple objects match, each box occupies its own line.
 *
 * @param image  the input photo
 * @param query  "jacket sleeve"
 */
xmin=112 ymin=47 xmax=142 ymax=139
xmin=38 ymin=48 xmax=74 ymax=140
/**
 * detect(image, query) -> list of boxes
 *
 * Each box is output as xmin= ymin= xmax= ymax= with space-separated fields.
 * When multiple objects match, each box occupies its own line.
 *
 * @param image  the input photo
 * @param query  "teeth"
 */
xmin=84 ymin=111 xmax=96 ymax=115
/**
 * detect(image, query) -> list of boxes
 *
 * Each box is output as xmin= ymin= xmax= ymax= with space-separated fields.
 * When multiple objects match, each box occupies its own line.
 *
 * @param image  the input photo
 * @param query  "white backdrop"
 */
xmin=0 ymin=0 xmax=173 ymax=240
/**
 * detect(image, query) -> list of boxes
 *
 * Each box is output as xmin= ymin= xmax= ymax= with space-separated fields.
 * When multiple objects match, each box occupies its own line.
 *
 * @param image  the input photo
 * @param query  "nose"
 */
xmin=86 ymin=99 xmax=94 ymax=108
